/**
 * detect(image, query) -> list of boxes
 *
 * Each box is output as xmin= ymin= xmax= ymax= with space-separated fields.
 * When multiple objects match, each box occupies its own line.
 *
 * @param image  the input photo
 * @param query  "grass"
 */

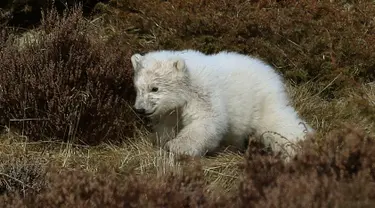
xmin=0 ymin=0 xmax=375 ymax=207
xmin=0 ymin=123 xmax=244 ymax=194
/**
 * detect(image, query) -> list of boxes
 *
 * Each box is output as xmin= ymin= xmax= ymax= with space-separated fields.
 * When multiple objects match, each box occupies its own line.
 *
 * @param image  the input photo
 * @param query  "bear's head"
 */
xmin=130 ymin=53 xmax=189 ymax=117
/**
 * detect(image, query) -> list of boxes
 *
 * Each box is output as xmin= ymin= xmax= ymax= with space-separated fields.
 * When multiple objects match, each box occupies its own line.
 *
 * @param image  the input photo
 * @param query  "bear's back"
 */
xmin=143 ymin=49 xmax=286 ymax=101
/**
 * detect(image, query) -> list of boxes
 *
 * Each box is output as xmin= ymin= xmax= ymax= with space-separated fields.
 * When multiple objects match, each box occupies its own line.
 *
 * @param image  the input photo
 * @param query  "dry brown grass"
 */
xmin=0 ymin=125 xmax=244 ymax=195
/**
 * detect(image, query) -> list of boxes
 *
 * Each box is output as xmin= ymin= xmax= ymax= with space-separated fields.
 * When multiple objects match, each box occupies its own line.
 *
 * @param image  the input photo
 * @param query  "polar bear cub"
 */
xmin=131 ymin=49 xmax=313 ymax=161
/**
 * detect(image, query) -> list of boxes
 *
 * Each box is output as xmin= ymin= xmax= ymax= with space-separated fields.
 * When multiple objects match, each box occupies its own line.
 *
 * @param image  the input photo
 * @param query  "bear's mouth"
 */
xmin=144 ymin=108 xmax=157 ymax=117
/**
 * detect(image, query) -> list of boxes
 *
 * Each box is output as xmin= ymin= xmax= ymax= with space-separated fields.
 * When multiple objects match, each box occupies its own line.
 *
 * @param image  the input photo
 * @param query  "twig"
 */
xmin=0 ymin=172 xmax=35 ymax=190
xmin=203 ymin=169 xmax=239 ymax=179
xmin=10 ymin=118 xmax=49 ymax=122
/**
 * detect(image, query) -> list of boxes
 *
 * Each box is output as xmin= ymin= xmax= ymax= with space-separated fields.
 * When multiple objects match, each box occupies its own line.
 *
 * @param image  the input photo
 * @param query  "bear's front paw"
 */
xmin=164 ymin=139 xmax=202 ymax=157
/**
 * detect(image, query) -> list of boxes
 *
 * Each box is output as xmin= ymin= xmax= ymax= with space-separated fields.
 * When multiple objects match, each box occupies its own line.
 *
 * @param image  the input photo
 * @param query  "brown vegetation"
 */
xmin=0 ymin=0 xmax=374 ymax=207
xmin=1 ymin=126 xmax=375 ymax=207
xmin=97 ymin=0 xmax=375 ymax=98
xmin=0 ymin=0 xmax=108 ymax=28
xmin=0 ymin=7 xmax=138 ymax=145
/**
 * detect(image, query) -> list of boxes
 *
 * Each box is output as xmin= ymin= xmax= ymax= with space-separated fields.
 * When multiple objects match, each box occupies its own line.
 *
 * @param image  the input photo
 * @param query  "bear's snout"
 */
xmin=133 ymin=106 xmax=146 ymax=114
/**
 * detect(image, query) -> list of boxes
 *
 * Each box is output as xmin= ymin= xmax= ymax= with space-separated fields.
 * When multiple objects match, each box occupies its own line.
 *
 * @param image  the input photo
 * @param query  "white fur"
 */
xmin=131 ymin=49 xmax=314 ymax=161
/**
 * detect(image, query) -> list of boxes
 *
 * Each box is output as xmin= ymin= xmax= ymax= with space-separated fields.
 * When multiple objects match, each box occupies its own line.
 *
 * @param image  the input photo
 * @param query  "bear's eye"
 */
xmin=151 ymin=87 xmax=159 ymax=92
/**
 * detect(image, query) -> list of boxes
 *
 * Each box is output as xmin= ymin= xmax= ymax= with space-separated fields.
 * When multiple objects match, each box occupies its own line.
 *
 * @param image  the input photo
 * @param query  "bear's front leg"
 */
xmin=149 ymin=110 xmax=182 ymax=147
xmin=150 ymin=123 xmax=177 ymax=147
xmin=164 ymin=119 xmax=225 ymax=157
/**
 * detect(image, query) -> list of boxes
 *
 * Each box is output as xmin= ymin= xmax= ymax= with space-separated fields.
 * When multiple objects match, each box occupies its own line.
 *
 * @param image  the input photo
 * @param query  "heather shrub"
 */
xmin=0 ymin=154 xmax=47 ymax=197
xmin=0 ymin=164 xmax=229 ymax=208
xmin=99 ymin=0 xmax=375 ymax=98
xmin=237 ymin=125 xmax=375 ymax=207
xmin=0 ymin=6 xmax=138 ymax=145
xmin=0 ymin=0 xmax=108 ymax=28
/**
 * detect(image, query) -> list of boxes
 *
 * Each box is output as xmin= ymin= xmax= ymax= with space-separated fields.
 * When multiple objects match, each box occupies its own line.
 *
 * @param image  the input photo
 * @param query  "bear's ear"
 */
xmin=172 ymin=58 xmax=186 ymax=73
xmin=131 ymin=54 xmax=144 ymax=72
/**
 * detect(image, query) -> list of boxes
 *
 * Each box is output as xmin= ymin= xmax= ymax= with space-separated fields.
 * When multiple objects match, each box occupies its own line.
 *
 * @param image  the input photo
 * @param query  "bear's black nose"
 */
xmin=135 ymin=108 xmax=146 ymax=114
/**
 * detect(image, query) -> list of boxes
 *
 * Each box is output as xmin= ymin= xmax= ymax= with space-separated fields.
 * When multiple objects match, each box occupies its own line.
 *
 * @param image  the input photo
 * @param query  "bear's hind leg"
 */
xmin=256 ymin=106 xmax=313 ymax=161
